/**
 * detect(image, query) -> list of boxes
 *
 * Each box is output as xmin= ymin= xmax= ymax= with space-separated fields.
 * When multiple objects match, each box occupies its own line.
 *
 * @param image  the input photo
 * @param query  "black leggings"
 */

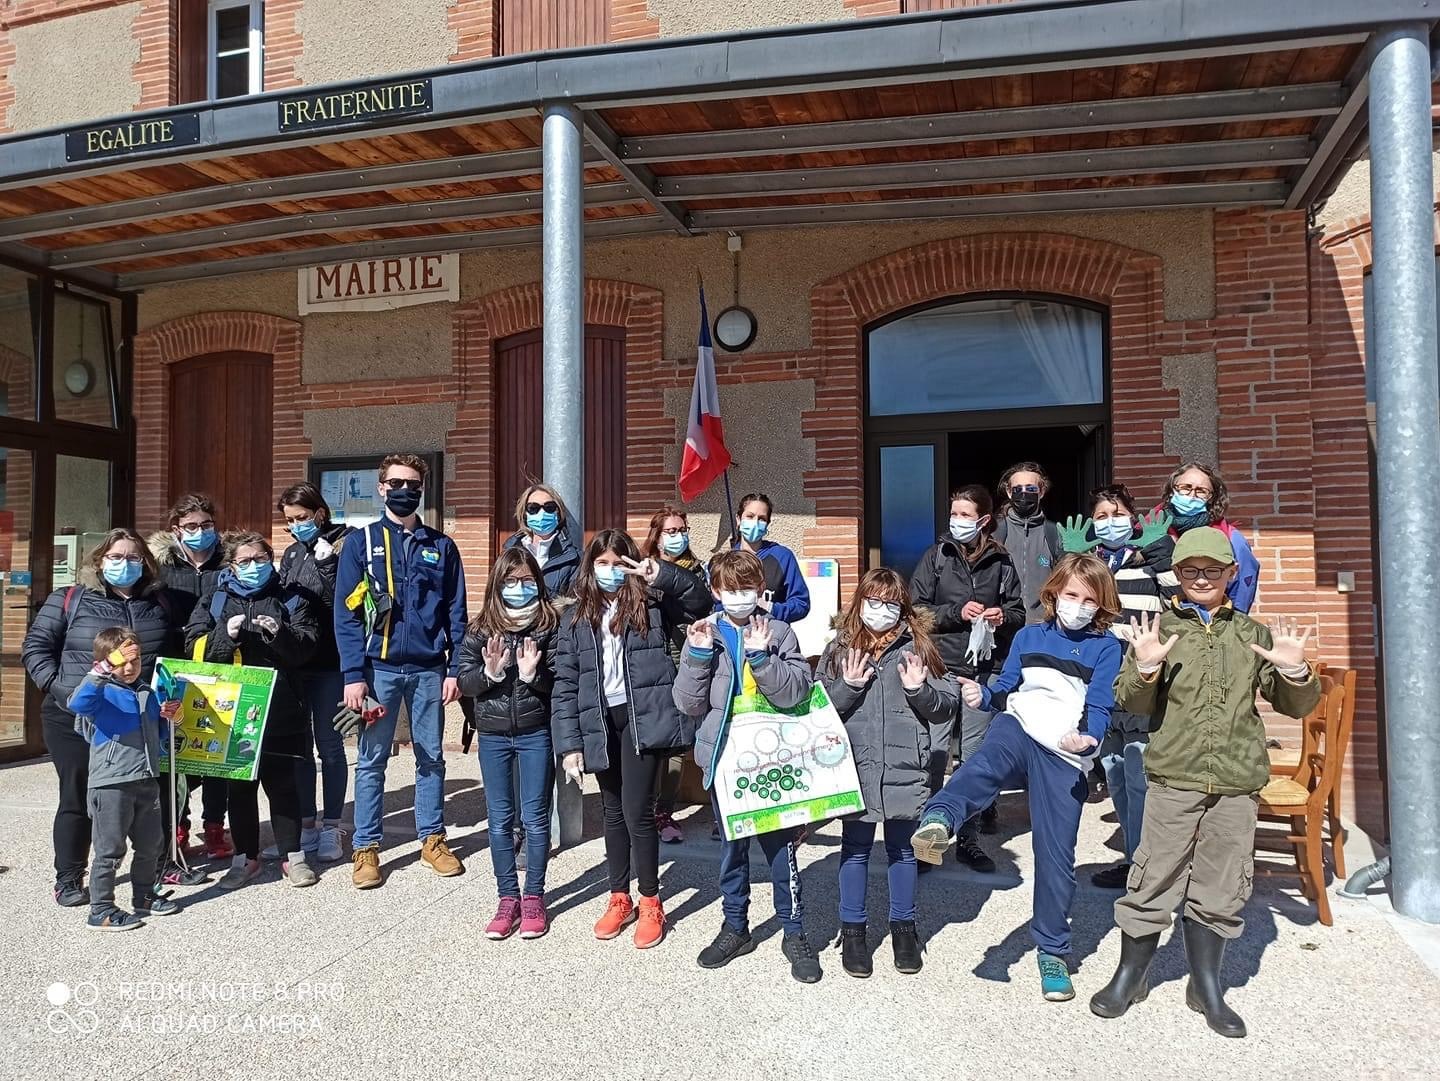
xmin=227 ymin=724 xmax=306 ymax=860
xmin=596 ymin=704 xmax=663 ymax=898
xmin=42 ymin=697 xmax=90 ymax=880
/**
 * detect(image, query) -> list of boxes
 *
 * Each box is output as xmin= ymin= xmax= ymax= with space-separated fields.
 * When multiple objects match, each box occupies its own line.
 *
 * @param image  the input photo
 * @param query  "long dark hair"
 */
xmin=471 ymin=547 xmax=557 ymax=638
xmin=827 ymin=568 xmax=946 ymax=678
xmin=276 ymin=482 xmax=332 ymax=526
xmin=573 ymin=529 xmax=650 ymax=635
xmin=731 ymin=492 xmax=773 ymax=545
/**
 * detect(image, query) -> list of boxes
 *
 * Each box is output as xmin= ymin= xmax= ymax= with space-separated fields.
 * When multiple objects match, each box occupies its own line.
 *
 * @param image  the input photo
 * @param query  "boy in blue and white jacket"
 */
xmin=912 ymin=554 xmax=1124 ymax=1003
xmin=67 ymin=627 xmax=181 ymax=931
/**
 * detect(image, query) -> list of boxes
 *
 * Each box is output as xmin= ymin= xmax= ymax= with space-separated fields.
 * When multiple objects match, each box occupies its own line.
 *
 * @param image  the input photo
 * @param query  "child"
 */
xmin=1090 ymin=527 xmax=1318 ymax=1039
xmin=912 ymin=553 xmax=1124 ymax=1002
xmin=672 ymin=550 xmax=818 ymax=982
xmin=457 ymin=548 xmax=560 ymax=940
xmin=819 ymin=568 xmax=958 ymax=978
xmin=67 ymin=628 xmax=181 ymax=931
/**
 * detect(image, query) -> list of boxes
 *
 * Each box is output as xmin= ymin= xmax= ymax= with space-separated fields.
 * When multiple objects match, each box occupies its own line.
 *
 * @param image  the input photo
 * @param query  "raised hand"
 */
xmin=841 ymin=647 xmax=874 ymax=688
xmin=1059 ymin=514 xmax=1100 ymax=554
xmin=251 ymin=615 xmax=279 ymax=637
xmin=687 ymin=618 xmax=715 ymax=651
xmin=119 ymin=640 xmax=141 ymax=665
xmin=225 ymin=613 xmax=246 ymax=640
xmin=957 ymin=676 xmax=984 ymax=709
xmin=743 ymin=615 xmax=772 ymax=653
xmin=1058 ymin=731 xmax=1100 ymax=754
xmin=898 ymin=651 xmax=929 ymax=691
xmin=1135 ymin=508 xmax=1173 ymax=548
xmin=1130 ymin=611 xmax=1179 ymax=670
xmin=482 ymin=634 xmax=512 ymax=676
xmin=516 ymin=637 xmax=542 ymax=680
xmin=1251 ymin=616 xmax=1311 ymax=670
xmin=619 ymin=555 xmax=659 ymax=584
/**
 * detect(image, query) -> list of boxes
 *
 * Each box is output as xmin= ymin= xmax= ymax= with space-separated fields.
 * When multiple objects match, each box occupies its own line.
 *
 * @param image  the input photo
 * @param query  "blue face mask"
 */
xmin=527 ymin=510 xmax=559 ymax=536
xmin=102 ymin=557 xmax=143 ymax=589
xmin=738 ymin=518 xmax=768 ymax=544
xmin=595 ymin=565 xmax=626 ymax=593
xmin=1095 ymin=516 xmax=1134 ymax=546
xmin=661 ymin=532 xmax=689 ymax=557
xmin=501 ymin=581 xmax=539 ymax=608
xmin=289 ymin=519 xmax=320 ymax=543
xmin=180 ymin=527 xmax=216 ymax=553
xmin=234 ymin=561 xmax=273 ymax=591
xmin=1170 ymin=493 xmax=1208 ymax=517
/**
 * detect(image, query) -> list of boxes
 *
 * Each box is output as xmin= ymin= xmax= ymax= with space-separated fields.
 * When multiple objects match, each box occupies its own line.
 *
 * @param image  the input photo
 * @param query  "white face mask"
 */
xmin=719 ymin=589 xmax=758 ymax=620
xmin=860 ymin=598 xmax=901 ymax=632
xmin=949 ymin=517 xmax=980 ymax=543
xmin=1056 ymin=599 xmax=1098 ymax=630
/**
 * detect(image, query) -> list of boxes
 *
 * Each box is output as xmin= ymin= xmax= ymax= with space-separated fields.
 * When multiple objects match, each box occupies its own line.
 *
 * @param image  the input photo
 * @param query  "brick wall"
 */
xmin=263 ymin=0 xmax=305 ymax=89
xmin=448 ymin=0 xmax=497 ymax=61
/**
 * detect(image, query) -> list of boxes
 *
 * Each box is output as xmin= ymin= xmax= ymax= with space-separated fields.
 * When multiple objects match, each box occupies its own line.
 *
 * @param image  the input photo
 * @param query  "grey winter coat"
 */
xmin=818 ymin=622 xmax=959 ymax=823
xmin=671 ymin=616 xmax=813 ymax=790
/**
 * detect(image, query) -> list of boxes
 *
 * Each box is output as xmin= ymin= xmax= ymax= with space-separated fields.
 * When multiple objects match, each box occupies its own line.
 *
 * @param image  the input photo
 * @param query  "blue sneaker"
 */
xmin=1038 ymin=952 xmax=1075 ymax=1001
xmin=910 ymin=814 xmax=954 ymax=866
xmin=87 ymin=906 xmax=143 ymax=932
xmin=133 ymin=889 xmax=181 ymax=917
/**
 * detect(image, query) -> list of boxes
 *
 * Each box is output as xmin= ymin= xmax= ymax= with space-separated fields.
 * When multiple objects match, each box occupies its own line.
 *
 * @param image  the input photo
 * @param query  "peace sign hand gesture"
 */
xmin=743 ymin=615 xmax=772 ymax=654
xmin=619 ymin=555 xmax=659 ymax=585
xmin=1130 ymin=611 xmax=1179 ymax=671
xmin=1251 ymin=616 xmax=1311 ymax=671
xmin=483 ymin=634 xmax=513 ymax=679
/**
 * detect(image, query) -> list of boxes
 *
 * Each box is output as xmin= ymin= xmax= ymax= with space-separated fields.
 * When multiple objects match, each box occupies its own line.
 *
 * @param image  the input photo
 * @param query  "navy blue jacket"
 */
xmin=334 ymin=516 xmax=468 ymax=683
xmin=503 ymin=525 xmax=581 ymax=597
xmin=726 ymin=539 xmax=811 ymax=623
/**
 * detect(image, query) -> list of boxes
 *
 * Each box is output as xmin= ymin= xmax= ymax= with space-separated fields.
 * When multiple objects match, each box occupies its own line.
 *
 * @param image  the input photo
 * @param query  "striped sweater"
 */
xmin=981 ymin=620 xmax=1124 ymax=770
xmin=1098 ymin=536 xmax=1179 ymax=629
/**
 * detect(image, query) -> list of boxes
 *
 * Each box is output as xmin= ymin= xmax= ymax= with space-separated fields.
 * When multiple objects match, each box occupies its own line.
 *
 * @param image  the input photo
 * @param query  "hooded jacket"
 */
xmin=504 ymin=525 xmax=581 ymax=598
xmin=149 ymin=531 xmax=224 ymax=620
xmin=817 ymin=614 xmax=958 ymax=823
xmin=68 ymin=667 xmax=164 ymax=790
xmin=278 ymin=521 xmax=350 ymax=670
xmin=908 ymin=535 xmax=1025 ymax=679
xmin=725 ymin=539 xmax=811 ymax=624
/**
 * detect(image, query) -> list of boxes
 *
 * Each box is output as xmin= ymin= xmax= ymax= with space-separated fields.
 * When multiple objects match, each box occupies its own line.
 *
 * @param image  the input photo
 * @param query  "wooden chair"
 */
xmin=1266 ymin=666 xmax=1356 ymax=877
xmin=1257 ymin=668 xmax=1355 ymax=927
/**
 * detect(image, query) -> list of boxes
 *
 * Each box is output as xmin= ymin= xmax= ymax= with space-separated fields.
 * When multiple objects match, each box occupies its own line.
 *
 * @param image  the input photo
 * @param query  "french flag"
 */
xmin=679 ymin=287 xmax=732 ymax=502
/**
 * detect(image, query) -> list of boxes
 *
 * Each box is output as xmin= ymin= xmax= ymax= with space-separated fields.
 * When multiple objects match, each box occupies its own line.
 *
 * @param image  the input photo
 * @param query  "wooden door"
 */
xmin=168 ymin=351 xmax=273 ymax=533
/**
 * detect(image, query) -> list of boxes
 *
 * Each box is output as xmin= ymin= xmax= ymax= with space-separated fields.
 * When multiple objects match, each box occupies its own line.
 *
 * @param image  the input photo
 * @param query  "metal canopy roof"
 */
xmin=0 ymin=0 xmax=1435 ymax=293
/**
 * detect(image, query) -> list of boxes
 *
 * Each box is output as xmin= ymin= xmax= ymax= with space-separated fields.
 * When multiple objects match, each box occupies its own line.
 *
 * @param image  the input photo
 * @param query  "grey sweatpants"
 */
xmin=88 ymin=779 xmax=163 ymax=911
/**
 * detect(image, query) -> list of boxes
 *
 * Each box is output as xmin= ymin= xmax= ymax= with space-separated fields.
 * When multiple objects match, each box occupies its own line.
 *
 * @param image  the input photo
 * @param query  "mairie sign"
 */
xmin=65 ymin=114 xmax=201 ymax=163
xmin=278 ymin=79 xmax=432 ymax=132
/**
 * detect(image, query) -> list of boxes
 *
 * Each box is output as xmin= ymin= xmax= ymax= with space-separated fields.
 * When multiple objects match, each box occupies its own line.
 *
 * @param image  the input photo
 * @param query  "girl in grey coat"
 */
xmin=818 ymin=568 xmax=959 ymax=978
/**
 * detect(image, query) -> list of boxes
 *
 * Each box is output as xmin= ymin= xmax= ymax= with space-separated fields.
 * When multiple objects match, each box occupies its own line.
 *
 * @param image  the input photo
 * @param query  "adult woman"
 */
xmin=22 ymin=528 xmax=177 ymax=906
xmin=185 ymin=532 xmax=319 ymax=889
xmin=274 ymin=483 xmax=350 ymax=864
xmin=503 ymin=483 xmax=581 ymax=598
xmin=643 ymin=503 xmax=708 ymax=844
xmin=909 ymin=484 xmax=1025 ymax=873
xmin=552 ymin=529 xmax=711 ymax=949
xmin=1159 ymin=462 xmax=1260 ymax=612
xmin=993 ymin=462 xmax=1064 ymax=625
xmin=731 ymin=493 xmax=810 ymax=624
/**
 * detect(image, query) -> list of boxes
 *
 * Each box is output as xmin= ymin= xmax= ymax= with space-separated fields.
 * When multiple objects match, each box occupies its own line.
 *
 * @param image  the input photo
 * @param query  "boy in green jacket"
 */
xmin=1089 ymin=527 xmax=1320 ymax=1039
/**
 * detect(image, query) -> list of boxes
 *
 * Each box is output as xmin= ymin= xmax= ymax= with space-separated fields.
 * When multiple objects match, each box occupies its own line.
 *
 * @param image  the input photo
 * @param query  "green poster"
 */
xmin=153 ymin=658 xmax=277 ymax=782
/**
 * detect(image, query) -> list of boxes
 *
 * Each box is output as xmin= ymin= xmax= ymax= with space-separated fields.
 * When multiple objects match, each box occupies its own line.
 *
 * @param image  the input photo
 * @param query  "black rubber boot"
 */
xmin=840 ymin=922 xmax=871 ymax=978
xmin=1088 ymin=932 xmax=1161 ymax=1019
xmin=1182 ymin=918 xmax=1246 ymax=1038
xmin=890 ymin=920 xmax=923 ymax=974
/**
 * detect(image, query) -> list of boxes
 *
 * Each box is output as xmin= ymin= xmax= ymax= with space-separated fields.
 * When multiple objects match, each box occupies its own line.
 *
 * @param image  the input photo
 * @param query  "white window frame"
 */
xmin=207 ymin=0 xmax=264 ymax=101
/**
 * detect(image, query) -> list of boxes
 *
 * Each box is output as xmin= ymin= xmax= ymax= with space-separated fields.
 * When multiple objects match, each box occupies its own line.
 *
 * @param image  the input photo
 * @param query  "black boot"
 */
xmin=890 ymin=920 xmax=923 ymax=974
xmin=1088 ymin=932 xmax=1161 ymax=1019
xmin=954 ymin=823 xmax=996 ymax=874
xmin=1182 ymin=918 xmax=1246 ymax=1038
xmin=840 ymin=922 xmax=871 ymax=978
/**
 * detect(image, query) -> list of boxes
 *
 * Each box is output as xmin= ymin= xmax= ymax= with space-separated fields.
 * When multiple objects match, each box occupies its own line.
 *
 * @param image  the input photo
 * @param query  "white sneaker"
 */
xmin=317 ymin=824 xmax=346 ymax=863
xmin=218 ymin=856 xmax=261 ymax=891
xmin=284 ymin=853 xmax=318 ymax=888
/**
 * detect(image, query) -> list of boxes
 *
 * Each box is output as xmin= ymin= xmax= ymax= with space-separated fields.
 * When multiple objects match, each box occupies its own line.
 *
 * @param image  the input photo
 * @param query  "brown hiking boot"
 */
xmin=352 ymin=844 xmax=382 ymax=890
xmin=421 ymin=834 xmax=463 ymax=877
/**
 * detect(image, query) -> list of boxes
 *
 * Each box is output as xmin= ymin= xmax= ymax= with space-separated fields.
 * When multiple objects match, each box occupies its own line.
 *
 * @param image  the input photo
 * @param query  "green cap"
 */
xmin=1172 ymin=526 xmax=1236 ymax=566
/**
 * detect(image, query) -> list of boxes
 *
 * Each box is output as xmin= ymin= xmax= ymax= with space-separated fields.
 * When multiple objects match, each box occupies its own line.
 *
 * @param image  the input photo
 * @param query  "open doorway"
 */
xmin=948 ymin=424 xmax=1107 ymax=521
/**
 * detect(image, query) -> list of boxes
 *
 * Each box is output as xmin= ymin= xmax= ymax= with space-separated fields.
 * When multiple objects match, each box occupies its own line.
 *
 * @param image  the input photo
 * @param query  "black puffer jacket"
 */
xmin=456 ymin=613 xmax=560 ymax=737
xmin=278 ymin=523 xmax=350 ymax=670
xmin=22 ymin=572 xmax=180 ymax=714
xmin=909 ymin=536 xmax=1025 ymax=680
xmin=552 ymin=562 xmax=712 ymax=771
xmin=503 ymin=526 xmax=581 ymax=598
xmin=150 ymin=532 xmax=224 ymax=619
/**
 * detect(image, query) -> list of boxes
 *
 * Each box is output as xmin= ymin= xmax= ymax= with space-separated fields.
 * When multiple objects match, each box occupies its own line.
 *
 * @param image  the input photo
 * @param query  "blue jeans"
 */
xmin=298 ymin=670 xmax=348 ymax=824
xmin=839 ymin=817 xmax=918 ymax=923
xmin=352 ymin=666 xmax=445 ymax=849
xmin=478 ymin=729 xmax=554 ymax=898
xmin=1100 ymin=738 xmax=1148 ymax=863
xmin=714 ymin=795 xmax=804 ymax=936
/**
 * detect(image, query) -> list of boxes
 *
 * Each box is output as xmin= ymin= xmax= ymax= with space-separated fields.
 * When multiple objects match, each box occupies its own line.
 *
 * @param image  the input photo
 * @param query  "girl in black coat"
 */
xmin=552 ymin=528 xmax=711 ymax=949
xmin=457 ymin=547 xmax=561 ymax=940
xmin=185 ymin=531 xmax=318 ymax=890
xmin=22 ymin=528 xmax=178 ymax=906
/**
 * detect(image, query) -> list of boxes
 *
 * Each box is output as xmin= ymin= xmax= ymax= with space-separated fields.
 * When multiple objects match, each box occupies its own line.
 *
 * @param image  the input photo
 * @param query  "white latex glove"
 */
xmin=1058 ymin=731 xmax=1100 ymax=755
xmin=562 ymin=752 xmax=584 ymax=787
xmin=314 ymin=538 xmax=335 ymax=562
xmin=965 ymin=619 xmax=995 ymax=666
xmin=957 ymin=676 xmax=984 ymax=710
xmin=225 ymin=614 xmax=246 ymax=640
xmin=251 ymin=615 xmax=279 ymax=637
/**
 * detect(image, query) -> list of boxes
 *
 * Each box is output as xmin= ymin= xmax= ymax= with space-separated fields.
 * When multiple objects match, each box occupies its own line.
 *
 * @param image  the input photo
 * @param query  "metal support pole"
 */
xmin=542 ymin=101 xmax=586 ymax=847
xmin=1369 ymin=23 xmax=1440 ymax=924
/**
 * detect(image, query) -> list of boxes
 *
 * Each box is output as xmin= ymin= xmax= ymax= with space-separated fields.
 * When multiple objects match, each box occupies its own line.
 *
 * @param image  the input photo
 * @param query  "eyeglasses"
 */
xmin=1010 ymin=484 xmax=1041 ymax=494
xmin=1175 ymin=483 xmax=1213 ymax=500
xmin=106 ymin=555 xmax=143 ymax=565
xmin=525 ymin=501 xmax=559 ymax=515
xmin=179 ymin=522 xmax=214 ymax=533
xmin=660 ymin=527 xmax=687 ymax=536
xmin=502 ymin=576 xmax=537 ymax=589
xmin=1177 ymin=565 xmax=1228 ymax=582
xmin=382 ymin=477 xmax=423 ymax=492
xmin=234 ymin=557 xmax=268 ymax=570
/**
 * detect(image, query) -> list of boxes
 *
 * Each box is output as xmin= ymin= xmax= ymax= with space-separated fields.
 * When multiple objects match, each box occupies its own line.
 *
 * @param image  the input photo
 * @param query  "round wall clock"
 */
xmin=713 ymin=305 xmax=758 ymax=352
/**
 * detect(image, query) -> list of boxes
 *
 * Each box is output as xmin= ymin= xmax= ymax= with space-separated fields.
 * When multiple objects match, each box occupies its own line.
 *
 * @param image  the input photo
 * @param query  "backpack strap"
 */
xmin=61 ymin=584 xmax=81 ymax=632
xmin=208 ymin=588 xmax=230 ymax=622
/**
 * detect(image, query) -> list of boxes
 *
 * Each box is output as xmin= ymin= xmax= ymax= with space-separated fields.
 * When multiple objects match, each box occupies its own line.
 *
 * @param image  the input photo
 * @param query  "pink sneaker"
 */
xmin=485 ymin=897 xmax=522 ymax=940
xmin=519 ymin=895 xmax=549 ymax=939
xmin=657 ymin=811 xmax=683 ymax=845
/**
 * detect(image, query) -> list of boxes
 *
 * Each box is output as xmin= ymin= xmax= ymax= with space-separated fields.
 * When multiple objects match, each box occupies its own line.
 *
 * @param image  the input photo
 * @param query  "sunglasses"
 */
xmin=1010 ymin=484 xmax=1041 ymax=494
xmin=382 ymin=478 xmax=423 ymax=492
xmin=526 ymin=501 xmax=559 ymax=515
xmin=1177 ymin=565 xmax=1229 ymax=582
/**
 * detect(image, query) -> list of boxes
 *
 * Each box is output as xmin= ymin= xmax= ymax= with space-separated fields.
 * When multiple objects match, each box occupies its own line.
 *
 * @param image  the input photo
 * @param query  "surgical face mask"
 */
xmin=102 ymin=557 xmax=143 ymax=589
xmin=595 ymin=565 xmax=626 ymax=594
xmin=1009 ymin=490 xmax=1041 ymax=517
xmin=501 ymin=581 xmax=539 ymax=608
xmin=949 ymin=517 xmax=980 ymax=543
xmin=1056 ymin=599 xmax=1098 ymax=631
xmin=235 ymin=560 xmax=273 ymax=591
xmin=526 ymin=510 xmax=559 ymax=536
xmin=180 ymin=526 xmax=216 ymax=553
xmin=661 ymin=532 xmax=689 ymax=557
xmin=719 ymin=589 xmax=758 ymax=620
xmin=289 ymin=519 xmax=319 ymax=543
xmin=1094 ymin=516 xmax=1134 ymax=546
xmin=738 ymin=518 xmax=768 ymax=544
xmin=1169 ymin=492 xmax=1209 ymax=519
xmin=860 ymin=598 xmax=901 ymax=633
xmin=385 ymin=487 xmax=422 ymax=518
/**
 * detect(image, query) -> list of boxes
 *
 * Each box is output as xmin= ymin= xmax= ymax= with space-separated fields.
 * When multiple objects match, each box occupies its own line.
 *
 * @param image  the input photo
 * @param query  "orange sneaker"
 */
xmin=594 ymin=892 xmax=636 ymax=940
xmin=634 ymin=895 xmax=666 ymax=950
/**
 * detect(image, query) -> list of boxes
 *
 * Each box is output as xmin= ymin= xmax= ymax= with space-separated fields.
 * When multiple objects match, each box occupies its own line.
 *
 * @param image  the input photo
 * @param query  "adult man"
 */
xmin=334 ymin=454 xmax=468 ymax=888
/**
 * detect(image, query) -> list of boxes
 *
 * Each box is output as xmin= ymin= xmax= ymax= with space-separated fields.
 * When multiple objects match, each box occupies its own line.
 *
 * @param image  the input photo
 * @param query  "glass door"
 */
xmin=866 ymin=435 xmax=943 ymax=579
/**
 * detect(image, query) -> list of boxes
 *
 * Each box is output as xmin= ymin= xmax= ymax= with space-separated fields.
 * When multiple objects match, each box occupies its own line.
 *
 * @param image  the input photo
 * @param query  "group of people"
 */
xmin=23 ymin=452 xmax=1312 ymax=1039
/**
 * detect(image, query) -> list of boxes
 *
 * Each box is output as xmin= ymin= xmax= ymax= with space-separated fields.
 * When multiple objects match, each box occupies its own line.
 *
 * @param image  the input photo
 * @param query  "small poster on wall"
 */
xmin=308 ymin=454 xmax=443 ymax=531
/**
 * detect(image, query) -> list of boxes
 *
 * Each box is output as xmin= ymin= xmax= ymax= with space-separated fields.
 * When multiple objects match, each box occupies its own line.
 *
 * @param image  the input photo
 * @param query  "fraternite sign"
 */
xmin=298 ymin=254 xmax=459 ymax=314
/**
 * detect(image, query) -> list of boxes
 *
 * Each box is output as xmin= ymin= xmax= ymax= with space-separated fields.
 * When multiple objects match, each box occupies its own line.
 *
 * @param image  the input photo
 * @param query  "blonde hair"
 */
xmin=1039 ymin=553 xmax=1122 ymax=631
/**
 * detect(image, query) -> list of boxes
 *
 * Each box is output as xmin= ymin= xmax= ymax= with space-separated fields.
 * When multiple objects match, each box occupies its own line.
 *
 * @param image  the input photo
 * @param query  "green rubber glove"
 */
xmin=1059 ymin=515 xmax=1100 ymax=553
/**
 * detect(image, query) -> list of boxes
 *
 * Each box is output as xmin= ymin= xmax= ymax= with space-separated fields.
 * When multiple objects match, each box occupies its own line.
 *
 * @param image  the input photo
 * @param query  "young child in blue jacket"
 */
xmin=68 ymin=627 xmax=182 ymax=931
xmin=912 ymin=553 xmax=1124 ymax=1003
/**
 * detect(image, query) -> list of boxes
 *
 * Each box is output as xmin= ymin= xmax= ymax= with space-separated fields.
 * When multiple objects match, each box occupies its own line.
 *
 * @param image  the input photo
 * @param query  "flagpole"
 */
xmin=722 ymin=468 xmax=736 ymax=544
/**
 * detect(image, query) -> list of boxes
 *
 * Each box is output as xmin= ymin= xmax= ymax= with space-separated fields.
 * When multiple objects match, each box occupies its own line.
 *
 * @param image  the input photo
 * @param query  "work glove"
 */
xmin=332 ymin=696 xmax=386 ymax=738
